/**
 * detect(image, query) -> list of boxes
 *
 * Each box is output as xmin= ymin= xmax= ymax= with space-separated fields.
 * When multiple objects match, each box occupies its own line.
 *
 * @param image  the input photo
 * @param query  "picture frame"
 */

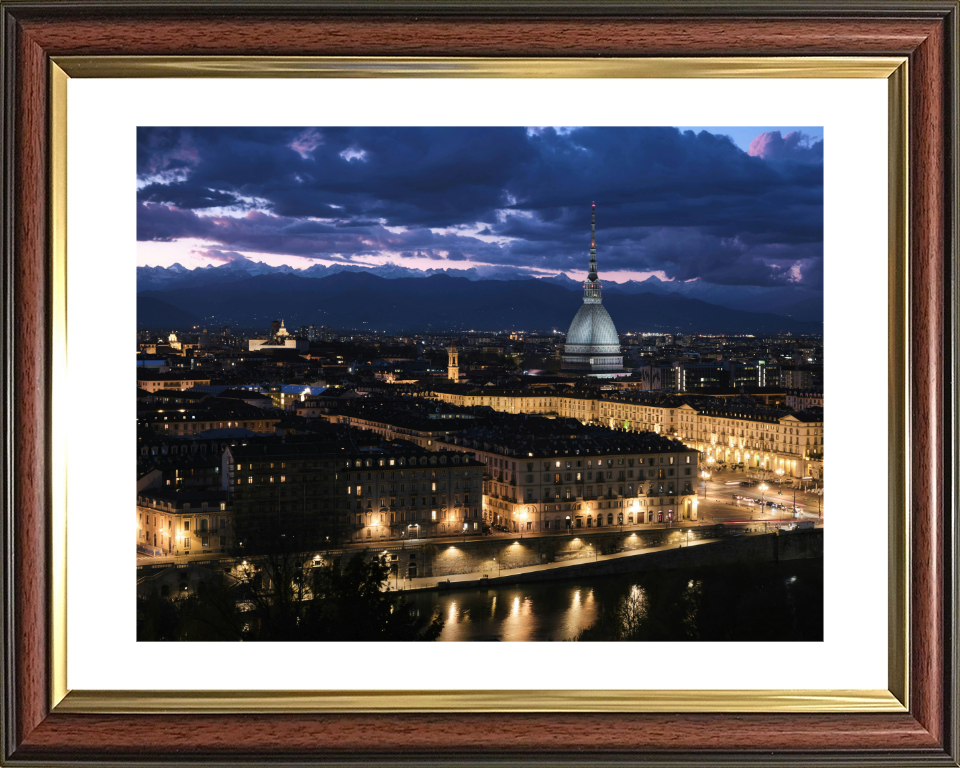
xmin=1 ymin=1 xmax=957 ymax=765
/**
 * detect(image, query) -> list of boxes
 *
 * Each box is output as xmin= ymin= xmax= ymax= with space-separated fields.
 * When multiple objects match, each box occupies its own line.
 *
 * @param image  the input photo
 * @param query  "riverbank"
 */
xmin=412 ymin=556 xmax=824 ymax=642
xmin=398 ymin=528 xmax=822 ymax=593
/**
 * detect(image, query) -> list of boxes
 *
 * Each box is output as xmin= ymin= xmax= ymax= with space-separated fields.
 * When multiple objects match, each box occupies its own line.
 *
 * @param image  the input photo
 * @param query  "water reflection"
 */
xmin=410 ymin=558 xmax=823 ymax=642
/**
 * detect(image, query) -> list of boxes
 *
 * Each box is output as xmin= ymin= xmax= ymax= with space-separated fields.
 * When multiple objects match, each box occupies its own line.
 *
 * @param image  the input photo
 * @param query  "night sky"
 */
xmin=137 ymin=126 xmax=823 ymax=288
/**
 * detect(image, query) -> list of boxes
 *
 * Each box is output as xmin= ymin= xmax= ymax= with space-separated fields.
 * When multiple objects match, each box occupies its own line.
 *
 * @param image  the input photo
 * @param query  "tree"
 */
xmin=139 ymin=552 xmax=444 ymax=642
xmin=614 ymin=585 xmax=648 ymax=640
xmin=302 ymin=553 xmax=444 ymax=641
xmin=137 ymin=589 xmax=180 ymax=641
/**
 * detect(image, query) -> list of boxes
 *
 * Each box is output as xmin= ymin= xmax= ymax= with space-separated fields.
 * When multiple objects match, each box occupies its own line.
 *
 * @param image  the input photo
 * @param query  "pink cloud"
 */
xmin=748 ymin=130 xmax=821 ymax=162
xmin=289 ymin=128 xmax=323 ymax=159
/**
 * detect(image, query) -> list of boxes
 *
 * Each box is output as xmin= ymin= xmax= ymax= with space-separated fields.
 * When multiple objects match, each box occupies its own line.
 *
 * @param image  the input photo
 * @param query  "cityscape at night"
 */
xmin=136 ymin=126 xmax=824 ymax=642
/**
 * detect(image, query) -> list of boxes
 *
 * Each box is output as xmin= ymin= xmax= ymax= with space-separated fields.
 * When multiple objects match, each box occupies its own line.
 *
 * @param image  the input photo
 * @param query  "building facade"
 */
xmin=435 ymin=423 xmax=700 ymax=531
xmin=223 ymin=440 xmax=485 ymax=546
xmin=685 ymin=404 xmax=824 ymax=480
xmin=430 ymin=386 xmax=823 ymax=479
xmin=136 ymin=489 xmax=233 ymax=557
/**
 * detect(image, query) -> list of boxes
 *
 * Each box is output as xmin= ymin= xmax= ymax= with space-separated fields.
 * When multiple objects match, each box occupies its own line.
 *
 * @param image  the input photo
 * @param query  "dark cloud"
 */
xmin=138 ymin=182 xmax=241 ymax=210
xmin=137 ymin=126 xmax=823 ymax=289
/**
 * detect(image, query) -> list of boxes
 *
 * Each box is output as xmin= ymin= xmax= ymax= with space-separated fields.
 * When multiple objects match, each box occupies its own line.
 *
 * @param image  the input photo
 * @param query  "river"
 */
xmin=408 ymin=558 xmax=823 ymax=642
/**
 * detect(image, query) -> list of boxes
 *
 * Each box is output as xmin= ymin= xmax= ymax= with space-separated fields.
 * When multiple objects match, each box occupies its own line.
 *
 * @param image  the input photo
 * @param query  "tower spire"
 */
xmin=591 ymin=201 xmax=596 ymax=249
xmin=587 ymin=202 xmax=598 ymax=282
xmin=583 ymin=202 xmax=601 ymax=303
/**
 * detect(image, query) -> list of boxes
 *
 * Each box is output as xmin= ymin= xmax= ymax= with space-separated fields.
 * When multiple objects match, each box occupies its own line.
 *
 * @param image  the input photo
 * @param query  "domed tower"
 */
xmin=447 ymin=339 xmax=459 ymax=381
xmin=561 ymin=203 xmax=623 ymax=375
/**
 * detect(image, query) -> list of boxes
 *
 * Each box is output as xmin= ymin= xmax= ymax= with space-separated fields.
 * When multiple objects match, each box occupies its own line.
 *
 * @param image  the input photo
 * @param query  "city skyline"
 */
xmin=137 ymin=126 xmax=824 ymax=289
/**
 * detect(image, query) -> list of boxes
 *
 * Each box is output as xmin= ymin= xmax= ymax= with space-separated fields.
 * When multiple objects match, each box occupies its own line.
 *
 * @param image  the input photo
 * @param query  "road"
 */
xmin=695 ymin=466 xmax=824 ymax=525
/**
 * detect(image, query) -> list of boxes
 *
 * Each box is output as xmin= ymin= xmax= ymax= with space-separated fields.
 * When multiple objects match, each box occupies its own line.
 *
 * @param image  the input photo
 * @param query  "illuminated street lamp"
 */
xmin=759 ymin=483 xmax=768 ymax=517
xmin=700 ymin=468 xmax=711 ymax=499
xmin=519 ymin=509 xmax=527 ymax=539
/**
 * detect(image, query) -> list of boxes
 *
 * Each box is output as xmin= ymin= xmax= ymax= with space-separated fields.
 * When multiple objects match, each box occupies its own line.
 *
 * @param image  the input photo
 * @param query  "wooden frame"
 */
xmin=1 ymin=1 xmax=957 ymax=765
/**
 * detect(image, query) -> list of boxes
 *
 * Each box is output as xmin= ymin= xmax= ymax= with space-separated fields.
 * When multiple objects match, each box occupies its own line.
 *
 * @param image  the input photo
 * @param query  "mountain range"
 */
xmin=137 ymin=258 xmax=540 ymax=293
xmin=137 ymin=258 xmax=823 ymax=323
xmin=538 ymin=273 xmax=822 ymax=320
xmin=137 ymin=271 xmax=822 ymax=335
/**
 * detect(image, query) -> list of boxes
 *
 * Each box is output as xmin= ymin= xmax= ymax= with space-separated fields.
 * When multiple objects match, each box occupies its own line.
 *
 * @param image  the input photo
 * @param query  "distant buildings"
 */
xmin=781 ymin=364 xmax=823 ymax=390
xmin=136 ymin=370 xmax=212 ymax=393
xmin=248 ymin=338 xmax=309 ymax=353
xmin=786 ymin=388 xmax=824 ymax=411
xmin=137 ymin=405 xmax=281 ymax=437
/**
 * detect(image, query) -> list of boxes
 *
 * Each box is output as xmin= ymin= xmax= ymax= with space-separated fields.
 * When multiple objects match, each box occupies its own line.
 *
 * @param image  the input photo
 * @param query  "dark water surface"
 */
xmin=409 ymin=558 xmax=823 ymax=642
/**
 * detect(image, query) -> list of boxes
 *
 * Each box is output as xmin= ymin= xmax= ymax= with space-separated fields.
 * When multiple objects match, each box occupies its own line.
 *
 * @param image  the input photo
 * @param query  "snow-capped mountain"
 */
xmin=138 ymin=257 xmax=547 ymax=293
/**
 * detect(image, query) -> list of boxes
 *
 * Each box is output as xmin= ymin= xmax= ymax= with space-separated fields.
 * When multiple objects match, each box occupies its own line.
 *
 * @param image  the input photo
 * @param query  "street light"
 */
xmin=520 ymin=509 xmax=527 ymax=539
xmin=759 ymin=483 xmax=768 ymax=519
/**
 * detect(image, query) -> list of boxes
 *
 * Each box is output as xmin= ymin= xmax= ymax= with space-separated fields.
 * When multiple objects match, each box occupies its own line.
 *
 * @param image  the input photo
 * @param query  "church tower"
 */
xmin=447 ymin=339 xmax=459 ymax=381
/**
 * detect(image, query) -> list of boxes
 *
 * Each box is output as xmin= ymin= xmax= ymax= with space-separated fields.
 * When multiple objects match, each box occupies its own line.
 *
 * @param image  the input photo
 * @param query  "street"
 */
xmin=695 ymin=466 xmax=824 ymax=525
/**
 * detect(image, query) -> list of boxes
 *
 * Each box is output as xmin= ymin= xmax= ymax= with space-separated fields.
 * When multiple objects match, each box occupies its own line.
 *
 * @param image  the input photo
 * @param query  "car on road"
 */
xmin=740 ymin=481 xmax=751 ymax=486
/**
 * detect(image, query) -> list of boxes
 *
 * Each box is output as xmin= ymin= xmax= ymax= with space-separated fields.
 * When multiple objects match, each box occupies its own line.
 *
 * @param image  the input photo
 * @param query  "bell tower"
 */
xmin=447 ymin=339 xmax=459 ymax=381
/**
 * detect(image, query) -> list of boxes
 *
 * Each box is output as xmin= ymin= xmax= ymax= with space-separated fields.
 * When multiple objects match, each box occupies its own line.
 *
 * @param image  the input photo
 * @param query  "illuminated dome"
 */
xmin=565 ymin=303 xmax=621 ymax=351
xmin=562 ymin=203 xmax=623 ymax=376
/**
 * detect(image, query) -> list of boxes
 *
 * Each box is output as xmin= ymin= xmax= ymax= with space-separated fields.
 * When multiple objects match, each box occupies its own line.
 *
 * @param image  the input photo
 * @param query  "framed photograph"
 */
xmin=1 ymin=2 xmax=957 ymax=766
